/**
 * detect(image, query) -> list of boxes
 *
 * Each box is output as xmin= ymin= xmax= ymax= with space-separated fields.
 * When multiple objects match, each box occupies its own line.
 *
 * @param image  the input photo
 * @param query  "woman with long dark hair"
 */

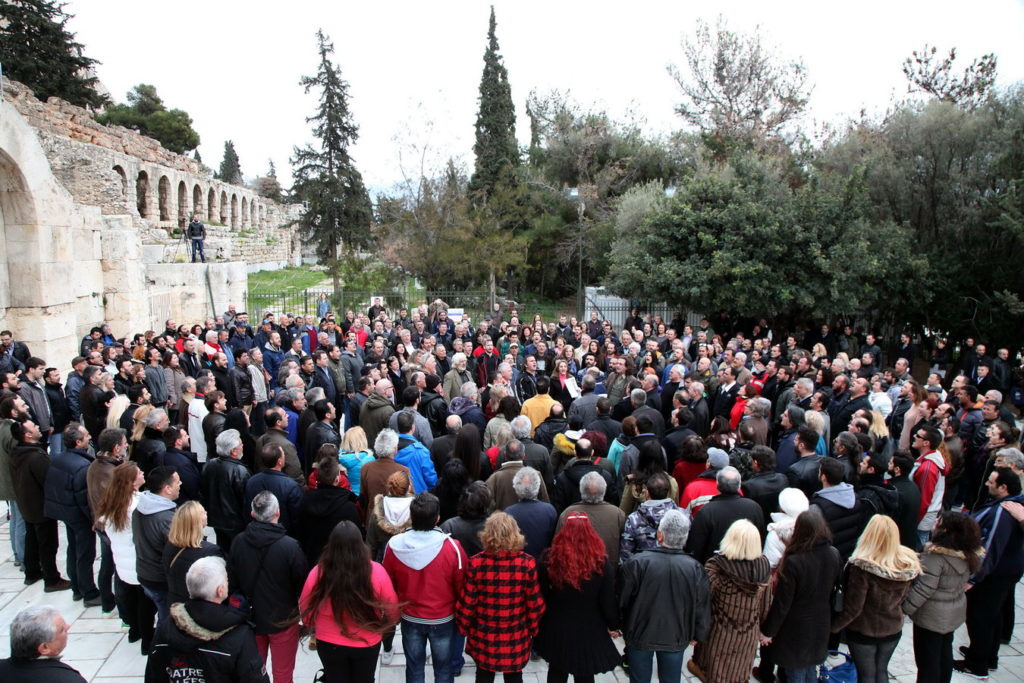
xmin=903 ymin=511 xmax=983 ymax=682
xmin=430 ymin=458 xmax=471 ymax=524
xmin=96 ymin=462 xmax=157 ymax=654
xmin=535 ymin=513 xmax=619 ymax=683
xmin=453 ymin=423 xmax=490 ymax=482
xmin=760 ymin=509 xmax=842 ymax=683
xmin=620 ymin=440 xmax=678 ymax=515
xmin=300 ymin=521 xmax=399 ymax=683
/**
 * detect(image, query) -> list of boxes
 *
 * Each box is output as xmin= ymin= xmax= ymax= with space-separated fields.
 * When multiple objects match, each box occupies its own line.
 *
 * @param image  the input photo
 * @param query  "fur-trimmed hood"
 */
xmin=167 ymin=600 xmax=248 ymax=649
xmin=848 ymin=556 xmax=921 ymax=582
xmin=373 ymin=493 xmax=413 ymax=535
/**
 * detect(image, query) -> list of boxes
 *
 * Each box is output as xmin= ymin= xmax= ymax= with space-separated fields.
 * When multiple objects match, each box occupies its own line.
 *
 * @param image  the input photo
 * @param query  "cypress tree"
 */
xmin=217 ymin=141 xmax=242 ymax=184
xmin=290 ymin=30 xmax=373 ymax=287
xmin=469 ymin=6 xmax=519 ymax=199
xmin=0 ymin=0 xmax=108 ymax=108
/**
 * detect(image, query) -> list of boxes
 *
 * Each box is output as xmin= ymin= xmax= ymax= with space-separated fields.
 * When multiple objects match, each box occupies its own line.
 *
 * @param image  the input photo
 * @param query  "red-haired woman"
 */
xmin=535 ymin=513 xmax=620 ymax=683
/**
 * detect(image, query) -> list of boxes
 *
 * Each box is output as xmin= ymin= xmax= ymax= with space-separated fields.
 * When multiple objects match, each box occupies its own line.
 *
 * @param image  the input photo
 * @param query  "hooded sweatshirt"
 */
xmin=764 ymin=487 xmax=809 ymax=567
xmin=911 ymin=450 xmax=947 ymax=532
xmin=132 ymin=491 xmax=178 ymax=585
xmin=382 ymin=528 xmax=467 ymax=623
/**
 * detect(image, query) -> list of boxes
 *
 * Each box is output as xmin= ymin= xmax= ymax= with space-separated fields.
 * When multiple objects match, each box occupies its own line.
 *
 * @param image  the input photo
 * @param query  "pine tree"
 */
xmin=255 ymin=158 xmax=283 ymax=202
xmin=290 ymin=30 xmax=373 ymax=287
xmin=217 ymin=141 xmax=242 ymax=184
xmin=0 ymin=0 xmax=108 ymax=108
xmin=469 ymin=6 xmax=519 ymax=199
xmin=267 ymin=159 xmax=277 ymax=177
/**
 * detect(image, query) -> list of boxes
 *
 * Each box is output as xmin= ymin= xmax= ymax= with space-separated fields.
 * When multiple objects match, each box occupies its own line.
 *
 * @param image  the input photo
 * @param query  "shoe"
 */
xmin=751 ymin=665 xmax=775 ymax=683
xmin=44 ymin=579 xmax=72 ymax=593
xmin=686 ymin=658 xmax=706 ymax=682
xmin=23 ymin=575 xmax=43 ymax=586
xmin=620 ymin=654 xmax=630 ymax=671
xmin=958 ymin=646 xmax=997 ymax=671
xmin=381 ymin=648 xmax=394 ymax=665
xmin=83 ymin=595 xmax=103 ymax=607
xmin=453 ymin=669 xmax=462 ymax=677
xmin=72 ymin=592 xmax=82 ymax=601
xmin=953 ymin=660 xmax=990 ymax=679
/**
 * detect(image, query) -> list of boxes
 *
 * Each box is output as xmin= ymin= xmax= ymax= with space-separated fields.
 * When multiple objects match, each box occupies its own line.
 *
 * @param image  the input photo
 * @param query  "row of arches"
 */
xmin=115 ymin=165 xmax=267 ymax=230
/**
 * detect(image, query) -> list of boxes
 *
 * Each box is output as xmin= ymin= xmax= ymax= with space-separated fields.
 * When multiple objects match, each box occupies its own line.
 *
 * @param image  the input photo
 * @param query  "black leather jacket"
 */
xmin=619 ymin=547 xmax=711 ymax=650
xmin=786 ymin=455 xmax=824 ymax=499
xmin=200 ymin=456 xmax=251 ymax=533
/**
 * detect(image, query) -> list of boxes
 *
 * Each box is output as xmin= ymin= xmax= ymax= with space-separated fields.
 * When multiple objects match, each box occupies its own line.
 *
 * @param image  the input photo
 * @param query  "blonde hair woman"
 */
xmin=457 ymin=513 xmax=545 ymax=683
xmin=162 ymin=501 xmax=223 ymax=604
xmin=106 ymin=394 xmax=131 ymax=430
xmin=690 ymin=519 xmax=771 ymax=683
xmin=339 ymin=426 xmax=374 ymax=497
xmin=831 ymin=515 xmax=921 ymax=683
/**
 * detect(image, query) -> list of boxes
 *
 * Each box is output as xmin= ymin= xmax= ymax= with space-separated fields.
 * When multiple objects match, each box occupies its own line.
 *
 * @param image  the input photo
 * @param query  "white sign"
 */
xmin=448 ymin=308 xmax=465 ymax=323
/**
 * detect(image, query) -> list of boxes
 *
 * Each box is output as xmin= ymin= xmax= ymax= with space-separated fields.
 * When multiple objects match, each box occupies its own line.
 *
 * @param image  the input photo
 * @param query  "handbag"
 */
xmin=818 ymin=650 xmax=857 ymax=682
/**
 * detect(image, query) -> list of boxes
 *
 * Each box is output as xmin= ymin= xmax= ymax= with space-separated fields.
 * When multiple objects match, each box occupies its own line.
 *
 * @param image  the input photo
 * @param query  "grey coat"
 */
xmin=902 ymin=544 xmax=974 ymax=634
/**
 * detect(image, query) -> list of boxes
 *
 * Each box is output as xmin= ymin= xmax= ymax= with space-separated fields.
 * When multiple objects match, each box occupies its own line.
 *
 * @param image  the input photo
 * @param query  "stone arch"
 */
xmin=241 ymin=197 xmax=248 ymax=229
xmin=177 ymin=180 xmax=188 ymax=227
xmin=193 ymin=184 xmax=203 ymax=217
xmin=230 ymin=194 xmax=238 ymax=229
xmin=158 ymin=175 xmax=171 ymax=221
xmin=136 ymin=170 xmax=150 ymax=219
xmin=250 ymin=199 xmax=257 ymax=227
xmin=219 ymin=190 xmax=228 ymax=224
xmin=207 ymin=187 xmax=216 ymax=222
xmin=112 ymin=165 xmax=128 ymax=198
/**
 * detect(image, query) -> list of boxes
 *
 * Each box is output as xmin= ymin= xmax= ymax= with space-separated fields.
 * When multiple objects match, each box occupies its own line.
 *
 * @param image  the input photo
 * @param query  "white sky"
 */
xmin=65 ymin=0 xmax=1024 ymax=196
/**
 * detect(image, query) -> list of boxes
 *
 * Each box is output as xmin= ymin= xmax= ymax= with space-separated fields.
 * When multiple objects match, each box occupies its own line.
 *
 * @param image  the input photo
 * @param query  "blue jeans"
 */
xmin=141 ymin=583 xmax=170 ymax=631
xmin=191 ymin=239 xmax=205 ymax=262
xmin=401 ymin=618 xmax=454 ymax=683
xmin=917 ymin=528 xmax=930 ymax=548
xmin=8 ymin=501 xmax=25 ymax=565
xmin=48 ymin=432 xmax=64 ymax=456
xmin=450 ymin=630 xmax=466 ymax=674
xmin=785 ymin=665 xmax=819 ymax=683
xmin=626 ymin=647 xmax=686 ymax=683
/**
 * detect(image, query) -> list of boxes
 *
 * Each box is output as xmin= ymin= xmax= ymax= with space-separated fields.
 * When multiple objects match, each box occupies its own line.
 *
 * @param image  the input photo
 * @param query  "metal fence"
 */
xmin=244 ymin=286 xmax=500 ymax=321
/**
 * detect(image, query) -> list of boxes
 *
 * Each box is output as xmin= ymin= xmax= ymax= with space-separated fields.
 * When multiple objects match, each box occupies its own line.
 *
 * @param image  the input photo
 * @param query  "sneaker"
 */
xmin=953 ymin=660 xmax=990 ymax=679
xmin=381 ymin=648 xmax=394 ymax=665
xmin=958 ymin=646 xmax=997 ymax=671
xmin=83 ymin=595 xmax=103 ymax=607
xmin=44 ymin=579 xmax=72 ymax=593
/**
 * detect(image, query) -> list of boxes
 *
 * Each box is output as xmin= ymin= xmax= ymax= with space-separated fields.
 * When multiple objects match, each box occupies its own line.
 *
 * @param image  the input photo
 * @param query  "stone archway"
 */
xmin=219 ymin=190 xmax=228 ymax=224
xmin=193 ymin=184 xmax=203 ymax=217
xmin=177 ymin=180 xmax=188 ymax=227
xmin=207 ymin=187 xmax=216 ymax=223
xmin=250 ymin=199 xmax=256 ymax=227
xmin=230 ymin=194 xmax=238 ymax=229
xmin=113 ymin=165 xmax=128 ymax=198
xmin=241 ymin=197 xmax=248 ymax=229
xmin=158 ymin=175 xmax=171 ymax=221
xmin=136 ymin=170 xmax=150 ymax=218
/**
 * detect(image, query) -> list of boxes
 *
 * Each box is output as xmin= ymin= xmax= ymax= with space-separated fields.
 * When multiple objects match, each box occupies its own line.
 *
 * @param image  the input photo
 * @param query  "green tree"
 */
xmin=668 ymin=17 xmax=810 ymax=149
xmin=254 ymin=159 xmax=283 ymax=202
xmin=0 ymin=0 xmax=108 ymax=108
xmin=903 ymin=45 xmax=997 ymax=108
xmin=98 ymin=84 xmax=199 ymax=153
xmin=217 ymin=141 xmax=243 ymax=184
xmin=290 ymin=30 xmax=373 ymax=290
xmin=469 ymin=6 xmax=519 ymax=199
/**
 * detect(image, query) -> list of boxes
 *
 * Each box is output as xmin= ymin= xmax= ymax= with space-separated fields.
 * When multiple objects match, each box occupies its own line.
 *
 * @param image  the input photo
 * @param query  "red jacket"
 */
xmin=382 ymin=530 xmax=467 ymax=621
xmin=457 ymin=551 xmax=545 ymax=672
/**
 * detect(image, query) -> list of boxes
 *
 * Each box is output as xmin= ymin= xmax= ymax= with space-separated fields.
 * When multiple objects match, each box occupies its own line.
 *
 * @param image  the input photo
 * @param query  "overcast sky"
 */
xmin=65 ymin=0 xmax=1024 ymax=196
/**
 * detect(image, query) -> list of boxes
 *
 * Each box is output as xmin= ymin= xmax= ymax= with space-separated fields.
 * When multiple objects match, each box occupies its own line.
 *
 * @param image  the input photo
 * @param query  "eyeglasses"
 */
xmin=913 ymin=434 xmax=926 ymax=440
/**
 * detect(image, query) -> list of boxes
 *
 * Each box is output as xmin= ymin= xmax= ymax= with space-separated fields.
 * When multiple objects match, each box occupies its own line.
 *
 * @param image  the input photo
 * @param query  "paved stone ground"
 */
xmin=0 ymin=509 xmax=1021 ymax=682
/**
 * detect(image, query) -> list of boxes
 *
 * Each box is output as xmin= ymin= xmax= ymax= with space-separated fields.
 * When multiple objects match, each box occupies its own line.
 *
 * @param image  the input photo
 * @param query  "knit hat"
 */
xmin=707 ymin=447 xmax=729 ymax=469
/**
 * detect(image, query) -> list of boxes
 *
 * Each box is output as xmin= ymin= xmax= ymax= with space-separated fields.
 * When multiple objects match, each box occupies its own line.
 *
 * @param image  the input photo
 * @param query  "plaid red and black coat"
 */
xmin=456 ymin=550 xmax=545 ymax=672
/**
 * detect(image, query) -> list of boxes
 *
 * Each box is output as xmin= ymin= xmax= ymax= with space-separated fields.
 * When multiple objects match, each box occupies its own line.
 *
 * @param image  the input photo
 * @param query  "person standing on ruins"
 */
xmin=187 ymin=214 xmax=206 ymax=263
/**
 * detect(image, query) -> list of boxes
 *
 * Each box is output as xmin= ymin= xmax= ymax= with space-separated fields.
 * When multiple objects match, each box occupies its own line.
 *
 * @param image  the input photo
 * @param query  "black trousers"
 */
xmin=477 ymin=670 xmax=523 ymax=683
xmin=547 ymin=666 xmax=594 ymax=683
xmin=912 ymin=624 xmax=953 ymax=683
xmin=115 ymin=577 xmax=156 ymax=650
xmin=214 ymin=528 xmax=238 ymax=553
xmin=97 ymin=531 xmax=116 ymax=611
xmin=965 ymin=573 xmax=1018 ymax=669
xmin=65 ymin=517 xmax=98 ymax=599
xmin=316 ymin=640 xmax=381 ymax=683
xmin=23 ymin=519 xmax=60 ymax=583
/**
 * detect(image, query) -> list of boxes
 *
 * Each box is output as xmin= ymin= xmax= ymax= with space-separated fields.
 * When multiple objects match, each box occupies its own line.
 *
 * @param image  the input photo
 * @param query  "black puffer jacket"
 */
xmin=228 ymin=520 xmax=308 ymax=634
xmin=145 ymin=599 xmax=268 ymax=683
xmin=810 ymin=484 xmax=866 ymax=560
xmin=132 ymin=428 xmax=167 ymax=476
xmin=296 ymin=485 xmax=362 ymax=567
xmin=200 ymin=456 xmax=251 ymax=534
xmin=551 ymin=459 xmax=616 ymax=513
xmin=43 ymin=447 xmax=94 ymax=523
xmin=619 ymin=547 xmax=711 ymax=651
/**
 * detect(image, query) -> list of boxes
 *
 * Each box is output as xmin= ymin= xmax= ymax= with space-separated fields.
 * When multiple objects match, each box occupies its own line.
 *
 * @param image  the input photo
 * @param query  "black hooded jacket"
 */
xmin=296 ymin=485 xmax=362 ymax=567
xmin=227 ymin=520 xmax=308 ymax=635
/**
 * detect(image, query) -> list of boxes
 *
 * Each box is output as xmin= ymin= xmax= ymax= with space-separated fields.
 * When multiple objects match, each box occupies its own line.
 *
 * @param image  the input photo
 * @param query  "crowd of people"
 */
xmin=0 ymin=301 xmax=1023 ymax=683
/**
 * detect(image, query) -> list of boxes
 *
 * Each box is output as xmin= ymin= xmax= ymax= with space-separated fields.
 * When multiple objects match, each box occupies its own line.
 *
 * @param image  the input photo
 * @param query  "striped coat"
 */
xmin=694 ymin=554 xmax=772 ymax=683
xmin=456 ymin=551 xmax=545 ymax=672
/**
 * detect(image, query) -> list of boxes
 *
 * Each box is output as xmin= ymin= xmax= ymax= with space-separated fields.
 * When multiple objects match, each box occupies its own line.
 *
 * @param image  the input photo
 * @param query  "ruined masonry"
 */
xmin=0 ymin=78 xmax=305 ymax=370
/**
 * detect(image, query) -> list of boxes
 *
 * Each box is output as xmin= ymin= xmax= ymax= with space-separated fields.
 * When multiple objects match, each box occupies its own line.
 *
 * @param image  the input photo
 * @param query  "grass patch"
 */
xmin=249 ymin=266 xmax=327 ymax=292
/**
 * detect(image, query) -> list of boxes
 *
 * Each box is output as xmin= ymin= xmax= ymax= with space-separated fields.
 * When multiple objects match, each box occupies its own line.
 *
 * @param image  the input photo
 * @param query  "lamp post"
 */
xmin=566 ymin=188 xmax=584 ymax=319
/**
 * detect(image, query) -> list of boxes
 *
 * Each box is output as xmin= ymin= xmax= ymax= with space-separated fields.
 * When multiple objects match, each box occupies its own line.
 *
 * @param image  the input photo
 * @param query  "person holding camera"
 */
xmin=187 ymin=214 xmax=206 ymax=263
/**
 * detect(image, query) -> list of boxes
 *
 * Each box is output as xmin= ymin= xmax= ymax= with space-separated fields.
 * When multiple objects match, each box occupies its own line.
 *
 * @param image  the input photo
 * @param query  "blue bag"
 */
xmin=818 ymin=650 xmax=857 ymax=682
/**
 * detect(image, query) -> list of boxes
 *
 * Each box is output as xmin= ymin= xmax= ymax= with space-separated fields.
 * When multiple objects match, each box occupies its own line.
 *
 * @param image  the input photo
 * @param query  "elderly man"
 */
xmin=684 ymin=466 xmax=765 ymax=563
xmin=556 ymin=471 xmax=626 ymax=564
xmin=200 ymin=429 xmax=252 ymax=551
xmin=505 ymin=466 xmax=558 ymax=558
xmin=359 ymin=429 xmax=410 ymax=512
xmin=485 ymin=439 xmax=550 ymax=509
xmin=0 ymin=606 xmax=86 ymax=682
xmin=146 ymin=557 xmax=268 ymax=682
xmin=360 ymin=379 xmax=395 ymax=446
xmin=619 ymin=510 xmax=711 ymax=683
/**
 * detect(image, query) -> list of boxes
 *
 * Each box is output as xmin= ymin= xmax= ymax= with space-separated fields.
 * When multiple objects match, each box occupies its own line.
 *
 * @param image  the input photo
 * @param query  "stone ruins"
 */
xmin=0 ymin=78 xmax=304 ymax=369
